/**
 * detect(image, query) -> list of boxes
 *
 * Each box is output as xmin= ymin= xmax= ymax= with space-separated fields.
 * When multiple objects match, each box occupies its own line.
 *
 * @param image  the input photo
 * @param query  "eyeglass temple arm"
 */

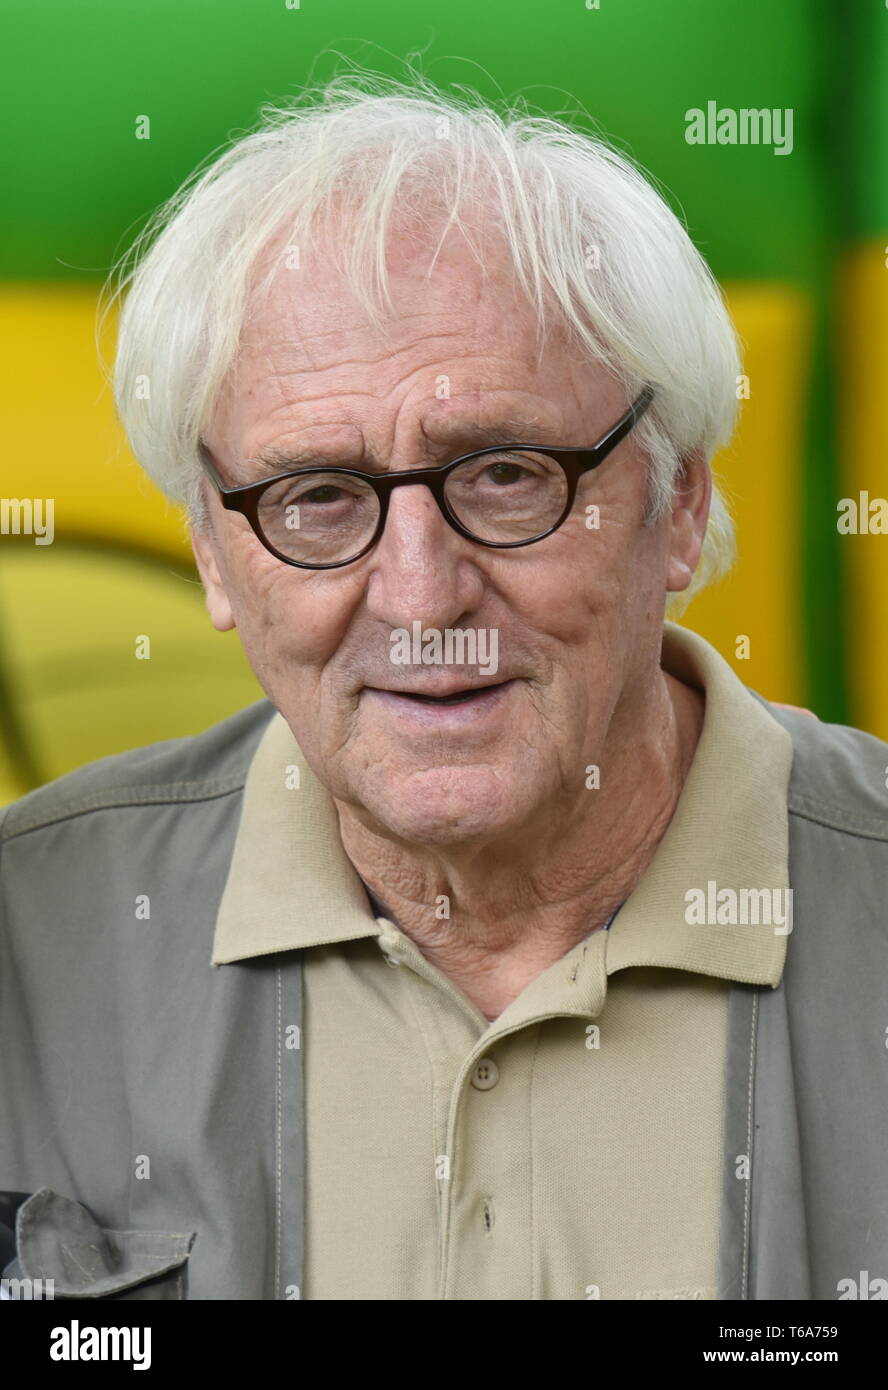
xmin=197 ymin=441 xmax=231 ymax=495
xmin=591 ymin=385 xmax=655 ymax=458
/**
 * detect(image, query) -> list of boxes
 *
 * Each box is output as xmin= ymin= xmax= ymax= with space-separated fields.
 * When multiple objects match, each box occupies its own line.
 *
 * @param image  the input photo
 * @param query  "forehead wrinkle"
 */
xmin=238 ymin=408 xmax=569 ymax=481
xmin=421 ymin=416 xmax=561 ymax=447
xmin=417 ymin=395 xmax=564 ymax=448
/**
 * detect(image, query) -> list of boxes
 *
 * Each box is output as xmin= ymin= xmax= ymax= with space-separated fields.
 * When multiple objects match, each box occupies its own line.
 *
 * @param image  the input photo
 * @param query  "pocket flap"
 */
xmin=13 ymin=1187 xmax=196 ymax=1298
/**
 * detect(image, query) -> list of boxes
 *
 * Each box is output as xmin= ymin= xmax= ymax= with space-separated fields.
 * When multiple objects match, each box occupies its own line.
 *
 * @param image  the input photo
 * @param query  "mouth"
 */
xmin=387 ymin=683 xmax=505 ymax=705
xmin=362 ymin=679 xmax=515 ymax=722
xmin=367 ymin=679 xmax=508 ymax=702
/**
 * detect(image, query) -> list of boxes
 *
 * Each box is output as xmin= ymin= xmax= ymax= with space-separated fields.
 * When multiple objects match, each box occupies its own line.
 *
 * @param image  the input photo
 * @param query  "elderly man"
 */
xmin=1 ymin=75 xmax=887 ymax=1304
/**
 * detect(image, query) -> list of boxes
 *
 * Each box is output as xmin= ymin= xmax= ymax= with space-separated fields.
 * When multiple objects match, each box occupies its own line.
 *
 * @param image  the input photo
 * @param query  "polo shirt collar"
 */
xmin=605 ymin=622 xmax=792 ymax=987
xmin=212 ymin=620 xmax=793 ymax=989
xmin=211 ymin=706 xmax=376 ymax=965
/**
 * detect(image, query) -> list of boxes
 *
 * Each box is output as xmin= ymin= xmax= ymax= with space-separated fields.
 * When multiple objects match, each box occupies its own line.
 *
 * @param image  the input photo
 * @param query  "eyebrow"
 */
xmin=246 ymin=417 xmax=564 ymax=476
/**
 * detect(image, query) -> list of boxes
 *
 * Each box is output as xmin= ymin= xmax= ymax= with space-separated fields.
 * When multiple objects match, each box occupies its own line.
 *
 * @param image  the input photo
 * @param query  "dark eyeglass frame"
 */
xmin=197 ymin=385 xmax=655 ymax=570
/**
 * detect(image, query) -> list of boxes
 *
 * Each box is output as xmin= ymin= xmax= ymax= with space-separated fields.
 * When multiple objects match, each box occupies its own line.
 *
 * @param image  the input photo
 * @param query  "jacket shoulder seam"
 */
xmin=787 ymin=789 xmax=888 ymax=841
xmin=1 ymin=777 xmax=247 ymax=842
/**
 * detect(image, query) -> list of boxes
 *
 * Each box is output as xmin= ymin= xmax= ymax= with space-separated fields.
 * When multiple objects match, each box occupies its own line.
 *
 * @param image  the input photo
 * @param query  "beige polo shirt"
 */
xmin=212 ymin=620 xmax=793 ymax=1300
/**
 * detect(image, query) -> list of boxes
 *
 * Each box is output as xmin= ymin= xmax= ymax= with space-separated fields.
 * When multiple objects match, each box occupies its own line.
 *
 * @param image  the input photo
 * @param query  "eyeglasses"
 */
xmin=197 ymin=386 xmax=654 ymax=570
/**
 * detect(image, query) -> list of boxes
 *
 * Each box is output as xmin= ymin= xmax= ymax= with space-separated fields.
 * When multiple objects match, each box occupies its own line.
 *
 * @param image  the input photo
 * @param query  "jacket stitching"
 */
xmin=787 ymin=793 xmax=888 ymax=840
xmin=17 ymin=1194 xmax=195 ymax=1246
xmin=1 ymin=780 xmax=248 ymax=840
xmin=742 ymin=989 xmax=758 ymax=1300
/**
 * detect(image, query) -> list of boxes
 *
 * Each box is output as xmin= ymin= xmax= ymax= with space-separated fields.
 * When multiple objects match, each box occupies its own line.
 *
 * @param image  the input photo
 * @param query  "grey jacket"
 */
xmin=1 ymin=693 xmax=887 ymax=1301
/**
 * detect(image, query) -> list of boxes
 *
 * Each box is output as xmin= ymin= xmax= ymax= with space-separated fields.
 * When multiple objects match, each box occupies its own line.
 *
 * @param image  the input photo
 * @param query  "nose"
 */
xmin=363 ymin=478 xmax=486 ymax=631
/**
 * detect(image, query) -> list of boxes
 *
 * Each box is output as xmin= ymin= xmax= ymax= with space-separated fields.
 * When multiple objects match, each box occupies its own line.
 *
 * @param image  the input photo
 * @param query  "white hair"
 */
xmin=106 ymin=65 xmax=741 ymax=617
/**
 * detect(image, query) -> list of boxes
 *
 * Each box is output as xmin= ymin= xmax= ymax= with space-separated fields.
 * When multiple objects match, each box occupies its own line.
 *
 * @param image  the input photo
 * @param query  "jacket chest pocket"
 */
xmin=1 ymin=1187 xmax=196 ymax=1301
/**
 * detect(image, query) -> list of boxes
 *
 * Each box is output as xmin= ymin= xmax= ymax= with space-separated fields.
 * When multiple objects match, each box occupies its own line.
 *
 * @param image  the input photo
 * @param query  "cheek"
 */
xmin=219 ymin=540 xmax=276 ymax=632
xmin=515 ymin=505 xmax=667 ymax=661
xmin=212 ymin=536 xmax=303 ymax=669
xmin=216 ymin=530 xmax=357 ymax=683
xmin=521 ymin=518 xmax=632 ymax=638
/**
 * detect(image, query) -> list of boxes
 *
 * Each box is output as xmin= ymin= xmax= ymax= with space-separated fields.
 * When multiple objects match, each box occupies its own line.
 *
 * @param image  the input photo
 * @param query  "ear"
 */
xmin=665 ymin=450 xmax=712 ymax=594
xmin=191 ymin=519 xmax=236 ymax=632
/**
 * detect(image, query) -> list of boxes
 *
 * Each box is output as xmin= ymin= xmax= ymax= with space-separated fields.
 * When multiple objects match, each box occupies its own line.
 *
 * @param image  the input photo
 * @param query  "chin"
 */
xmin=363 ymin=764 xmax=529 ymax=846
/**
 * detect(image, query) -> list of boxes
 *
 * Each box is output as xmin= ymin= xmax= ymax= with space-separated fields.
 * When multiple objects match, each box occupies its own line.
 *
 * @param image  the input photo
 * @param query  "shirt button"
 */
xmin=470 ymin=1057 xmax=500 ymax=1090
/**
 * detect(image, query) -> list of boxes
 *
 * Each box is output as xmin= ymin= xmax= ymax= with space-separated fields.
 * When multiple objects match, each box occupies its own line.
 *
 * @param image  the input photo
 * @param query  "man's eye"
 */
xmin=298 ymin=484 xmax=346 ymax=504
xmin=485 ymin=461 xmax=531 ymax=485
xmin=456 ymin=453 xmax=553 ymax=487
xmin=279 ymin=479 xmax=365 ymax=507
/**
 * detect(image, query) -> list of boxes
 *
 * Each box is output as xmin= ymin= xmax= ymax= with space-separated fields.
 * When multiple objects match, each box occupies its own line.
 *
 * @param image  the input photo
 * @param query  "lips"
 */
xmin=362 ymin=679 xmax=515 ymax=726
xmin=368 ymin=681 xmax=507 ymax=704
xmin=399 ymin=687 xmax=500 ymax=705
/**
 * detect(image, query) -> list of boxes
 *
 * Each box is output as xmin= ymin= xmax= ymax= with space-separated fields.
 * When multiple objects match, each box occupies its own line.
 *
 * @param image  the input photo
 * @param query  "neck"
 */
xmin=334 ymin=668 xmax=705 ymax=1019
